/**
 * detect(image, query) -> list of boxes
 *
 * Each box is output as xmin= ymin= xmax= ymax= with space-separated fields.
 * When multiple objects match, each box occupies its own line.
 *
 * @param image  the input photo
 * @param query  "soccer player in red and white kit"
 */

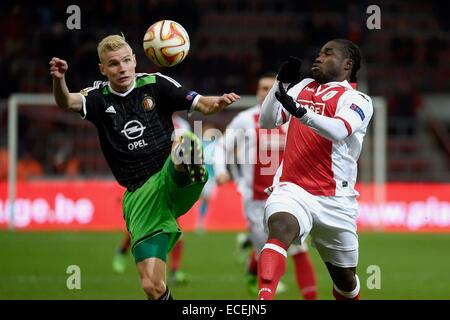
xmin=258 ymin=39 xmax=373 ymax=300
xmin=214 ymin=73 xmax=317 ymax=299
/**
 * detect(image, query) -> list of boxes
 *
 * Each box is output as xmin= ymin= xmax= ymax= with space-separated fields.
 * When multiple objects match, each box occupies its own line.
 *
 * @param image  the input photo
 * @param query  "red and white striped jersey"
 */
xmin=263 ymin=79 xmax=373 ymax=196
xmin=214 ymin=106 xmax=287 ymax=200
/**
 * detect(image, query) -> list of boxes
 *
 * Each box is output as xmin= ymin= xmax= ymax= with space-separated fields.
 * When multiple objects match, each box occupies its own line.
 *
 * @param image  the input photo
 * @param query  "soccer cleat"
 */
xmin=175 ymin=131 xmax=206 ymax=183
xmin=168 ymin=270 xmax=189 ymax=286
xmin=112 ymin=252 xmax=127 ymax=274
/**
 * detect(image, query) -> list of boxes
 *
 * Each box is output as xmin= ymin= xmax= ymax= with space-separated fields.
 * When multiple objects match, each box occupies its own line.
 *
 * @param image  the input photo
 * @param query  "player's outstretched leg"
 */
xmin=258 ymin=212 xmax=300 ymax=300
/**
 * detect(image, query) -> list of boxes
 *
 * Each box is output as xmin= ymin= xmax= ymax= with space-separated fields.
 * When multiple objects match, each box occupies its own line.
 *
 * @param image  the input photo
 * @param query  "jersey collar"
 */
xmin=108 ymin=79 xmax=136 ymax=97
xmin=323 ymin=80 xmax=353 ymax=90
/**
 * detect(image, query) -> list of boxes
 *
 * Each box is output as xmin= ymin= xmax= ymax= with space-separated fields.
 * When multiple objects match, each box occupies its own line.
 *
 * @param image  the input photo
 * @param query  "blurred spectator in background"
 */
xmin=17 ymin=151 xmax=43 ymax=181
xmin=72 ymin=34 xmax=101 ymax=87
xmin=0 ymin=55 xmax=20 ymax=98
xmin=0 ymin=4 xmax=27 ymax=56
xmin=0 ymin=146 xmax=8 ymax=181
xmin=51 ymin=145 xmax=80 ymax=177
xmin=390 ymin=34 xmax=416 ymax=66
xmin=425 ymin=37 xmax=448 ymax=68
xmin=0 ymin=0 xmax=447 ymax=99
xmin=388 ymin=79 xmax=422 ymax=136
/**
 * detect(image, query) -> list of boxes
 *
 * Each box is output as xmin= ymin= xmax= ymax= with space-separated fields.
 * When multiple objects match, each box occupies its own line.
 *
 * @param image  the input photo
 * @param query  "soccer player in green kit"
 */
xmin=50 ymin=34 xmax=240 ymax=300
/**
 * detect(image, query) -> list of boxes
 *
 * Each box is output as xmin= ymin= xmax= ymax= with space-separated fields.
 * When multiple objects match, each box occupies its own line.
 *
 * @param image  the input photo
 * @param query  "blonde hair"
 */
xmin=97 ymin=33 xmax=132 ymax=62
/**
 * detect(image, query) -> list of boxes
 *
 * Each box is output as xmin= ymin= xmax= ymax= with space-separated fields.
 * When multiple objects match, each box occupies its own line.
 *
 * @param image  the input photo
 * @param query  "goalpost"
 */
xmin=6 ymin=93 xmax=387 ymax=230
xmin=7 ymin=94 xmax=58 ymax=230
xmin=372 ymin=96 xmax=387 ymax=203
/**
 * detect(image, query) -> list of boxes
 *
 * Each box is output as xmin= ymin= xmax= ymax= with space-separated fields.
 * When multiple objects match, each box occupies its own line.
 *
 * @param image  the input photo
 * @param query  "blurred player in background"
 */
xmin=112 ymin=114 xmax=191 ymax=286
xmin=214 ymin=73 xmax=317 ymax=299
xmin=195 ymin=122 xmax=218 ymax=233
xmin=168 ymin=114 xmax=192 ymax=284
xmin=258 ymin=39 xmax=373 ymax=300
xmin=50 ymin=34 xmax=239 ymax=300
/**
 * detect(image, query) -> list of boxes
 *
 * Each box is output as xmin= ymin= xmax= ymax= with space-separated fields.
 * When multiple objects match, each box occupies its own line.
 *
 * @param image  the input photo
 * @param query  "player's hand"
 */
xmin=215 ymin=172 xmax=231 ymax=185
xmin=275 ymin=82 xmax=306 ymax=118
xmin=215 ymin=93 xmax=240 ymax=111
xmin=277 ymin=56 xmax=302 ymax=84
xmin=49 ymin=57 xmax=68 ymax=79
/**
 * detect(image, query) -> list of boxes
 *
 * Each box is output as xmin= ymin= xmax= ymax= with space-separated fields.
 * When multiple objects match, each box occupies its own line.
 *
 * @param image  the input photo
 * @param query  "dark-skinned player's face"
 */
xmin=312 ymin=41 xmax=352 ymax=84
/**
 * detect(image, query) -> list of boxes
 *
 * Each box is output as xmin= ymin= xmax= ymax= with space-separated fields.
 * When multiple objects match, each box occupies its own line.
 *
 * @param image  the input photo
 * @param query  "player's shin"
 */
xmin=257 ymin=239 xmax=288 ymax=300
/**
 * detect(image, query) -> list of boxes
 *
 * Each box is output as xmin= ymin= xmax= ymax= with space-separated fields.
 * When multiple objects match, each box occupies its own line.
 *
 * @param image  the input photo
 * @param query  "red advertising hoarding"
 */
xmin=1 ymin=181 xmax=449 ymax=232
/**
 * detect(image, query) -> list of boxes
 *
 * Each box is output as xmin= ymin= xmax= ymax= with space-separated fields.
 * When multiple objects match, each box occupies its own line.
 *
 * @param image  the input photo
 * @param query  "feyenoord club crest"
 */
xmin=142 ymin=95 xmax=155 ymax=111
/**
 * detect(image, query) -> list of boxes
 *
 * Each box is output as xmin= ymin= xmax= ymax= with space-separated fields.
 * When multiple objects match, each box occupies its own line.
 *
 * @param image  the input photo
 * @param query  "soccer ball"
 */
xmin=143 ymin=20 xmax=190 ymax=68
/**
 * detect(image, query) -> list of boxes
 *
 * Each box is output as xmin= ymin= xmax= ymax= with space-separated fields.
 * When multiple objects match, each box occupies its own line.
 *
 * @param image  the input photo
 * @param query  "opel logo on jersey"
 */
xmin=142 ymin=96 xmax=155 ymax=111
xmin=121 ymin=120 xmax=146 ymax=140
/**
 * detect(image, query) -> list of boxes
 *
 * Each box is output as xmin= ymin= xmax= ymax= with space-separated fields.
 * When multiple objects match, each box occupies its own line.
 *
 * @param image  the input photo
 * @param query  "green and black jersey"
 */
xmin=79 ymin=73 xmax=199 ymax=191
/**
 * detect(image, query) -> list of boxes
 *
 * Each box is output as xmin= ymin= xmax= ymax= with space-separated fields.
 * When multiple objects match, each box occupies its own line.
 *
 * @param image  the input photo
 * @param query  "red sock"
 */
xmin=247 ymin=249 xmax=258 ymax=275
xmin=170 ymin=239 xmax=183 ymax=272
xmin=292 ymin=251 xmax=318 ymax=300
xmin=257 ymin=239 xmax=288 ymax=300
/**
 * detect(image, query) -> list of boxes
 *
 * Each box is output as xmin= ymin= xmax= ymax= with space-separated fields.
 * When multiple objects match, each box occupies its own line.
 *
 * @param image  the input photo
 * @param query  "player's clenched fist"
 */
xmin=49 ymin=57 xmax=68 ymax=79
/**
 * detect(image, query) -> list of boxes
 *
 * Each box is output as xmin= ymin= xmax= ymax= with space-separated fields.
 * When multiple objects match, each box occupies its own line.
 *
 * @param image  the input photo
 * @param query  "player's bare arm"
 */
xmin=50 ymin=57 xmax=83 ymax=113
xmin=195 ymin=93 xmax=240 ymax=115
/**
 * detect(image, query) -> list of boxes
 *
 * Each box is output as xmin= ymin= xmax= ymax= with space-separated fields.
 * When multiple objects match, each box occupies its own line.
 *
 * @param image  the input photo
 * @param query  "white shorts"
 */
xmin=264 ymin=182 xmax=359 ymax=268
xmin=244 ymin=199 xmax=308 ymax=257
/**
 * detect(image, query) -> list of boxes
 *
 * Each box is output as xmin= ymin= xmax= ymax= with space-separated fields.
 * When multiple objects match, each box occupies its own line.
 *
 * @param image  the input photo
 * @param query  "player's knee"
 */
xmin=141 ymin=277 xmax=166 ymax=300
xmin=267 ymin=213 xmax=299 ymax=244
xmin=336 ymin=277 xmax=355 ymax=292
xmin=330 ymin=267 xmax=356 ymax=292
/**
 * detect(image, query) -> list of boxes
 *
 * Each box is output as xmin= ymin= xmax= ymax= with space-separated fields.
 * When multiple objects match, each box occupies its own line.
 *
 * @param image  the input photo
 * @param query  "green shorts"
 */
xmin=122 ymin=156 xmax=207 ymax=263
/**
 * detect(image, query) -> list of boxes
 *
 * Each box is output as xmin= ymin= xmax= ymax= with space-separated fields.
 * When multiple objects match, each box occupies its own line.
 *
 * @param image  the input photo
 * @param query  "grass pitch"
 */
xmin=1 ymin=231 xmax=449 ymax=300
